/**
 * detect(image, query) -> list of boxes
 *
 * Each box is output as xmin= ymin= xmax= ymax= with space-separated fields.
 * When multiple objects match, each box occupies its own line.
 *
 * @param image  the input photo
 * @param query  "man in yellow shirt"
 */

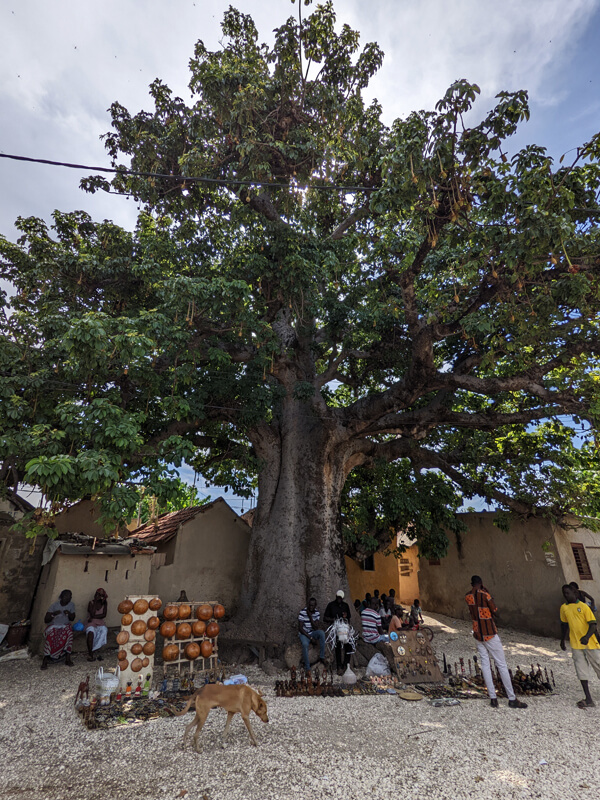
xmin=560 ymin=583 xmax=600 ymax=709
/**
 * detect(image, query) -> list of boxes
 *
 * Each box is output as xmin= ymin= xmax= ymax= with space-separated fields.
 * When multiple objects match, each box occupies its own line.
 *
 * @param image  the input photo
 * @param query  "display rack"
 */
xmin=160 ymin=600 xmax=220 ymax=676
xmin=388 ymin=630 xmax=443 ymax=683
xmin=116 ymin=594 xmax=160 ymax=691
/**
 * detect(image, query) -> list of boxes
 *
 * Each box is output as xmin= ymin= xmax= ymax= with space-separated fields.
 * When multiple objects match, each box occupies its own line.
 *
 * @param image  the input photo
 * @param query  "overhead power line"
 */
xmin=0 ymin=152 xmax=369 ymax=193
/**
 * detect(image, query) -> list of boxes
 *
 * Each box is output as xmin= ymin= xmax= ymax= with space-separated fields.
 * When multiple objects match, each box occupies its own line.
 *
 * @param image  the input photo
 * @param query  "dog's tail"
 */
xmin=169 ymin=688 xmax=204 ymax=717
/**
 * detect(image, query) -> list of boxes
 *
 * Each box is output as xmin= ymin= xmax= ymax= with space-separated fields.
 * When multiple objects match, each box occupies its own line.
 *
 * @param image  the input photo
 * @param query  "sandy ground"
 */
xmin=0 ymin=611 xmax=599 ymax=800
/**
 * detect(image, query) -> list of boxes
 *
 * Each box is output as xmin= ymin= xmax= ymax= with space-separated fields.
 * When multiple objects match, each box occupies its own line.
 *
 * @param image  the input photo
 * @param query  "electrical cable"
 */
xmin=0 ymin=152 xmax=370 ymax=193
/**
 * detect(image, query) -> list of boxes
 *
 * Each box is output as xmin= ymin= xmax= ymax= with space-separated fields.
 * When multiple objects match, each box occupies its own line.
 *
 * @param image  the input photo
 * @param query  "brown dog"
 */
xmin=172 ymin=684 xmax=268 ymax=752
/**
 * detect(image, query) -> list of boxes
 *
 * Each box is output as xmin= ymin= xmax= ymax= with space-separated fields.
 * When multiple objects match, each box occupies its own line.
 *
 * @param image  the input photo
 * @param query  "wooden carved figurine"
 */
xmin=75 ymin=675 xmax=90 ymax=705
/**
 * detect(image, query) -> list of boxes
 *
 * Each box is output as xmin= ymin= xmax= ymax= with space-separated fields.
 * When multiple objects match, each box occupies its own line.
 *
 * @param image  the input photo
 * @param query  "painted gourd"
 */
xmin=192 ymin=620 xmax=206 ymax=637
xmin=117 ymin=599 xmax=133 ymax=615
xmin=176 ymin=623 xmax=192 ymax=640
xmin=200 ymin=640 xmax=213 ymax=658
xmin=213 ymin=604 xmax=225 ymax=619
xmin=160 ymin=621 xmax=176 ymax=638
xmin=144 ymin=629 xmax=156 ymax=642
xmin=163 ymin=605 xmax=179 ymax=620
xmin=162 ymin=644 xmax=179 ymax=662
xmin=118 ymin=649 xmax=127 ymax=661
xmin=206 ymin=622 xmax=220 ymax=638
xmin=148 ymin=597 xmax=162 ymax=611
xmin=131 ymin=620 xmax=147 ymax=636
xmin=121 ymin=613 xmax=133 ymax=626
xmin=131 ymin=657 xmax=143 ymax=672
xmin=147 ymin=616 xmax=160 ymax=630
xmin=178 ymin=603 xmax=192 ymax=619
xmin=185 ymin=642 xmax=200 ymax=660
xmin=142 ymin=641 xmax=155 ymax=655
xmin=196 ymin=604 xmax=212 ymax=621
xmin=116 ymin=631 xmax=129 ymax=645
xmin=133 ymin=599 xmax=149 ymax=615
xmin=131 ymin=642 xmax=143 ymax=655
xmin=142 ymin=657 xmax=150 ymax=668
xmin=118 ymin=658 xmax=129 ymax=671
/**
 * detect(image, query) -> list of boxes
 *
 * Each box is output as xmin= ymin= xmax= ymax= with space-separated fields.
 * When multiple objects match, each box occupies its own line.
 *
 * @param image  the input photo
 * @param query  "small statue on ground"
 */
xmin=75 ymin=675 xmax=90 ymax=706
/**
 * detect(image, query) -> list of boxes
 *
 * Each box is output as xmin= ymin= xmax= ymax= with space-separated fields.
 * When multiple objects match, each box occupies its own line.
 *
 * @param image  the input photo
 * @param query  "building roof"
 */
xmin=130 ymin=499 xmax=222 ymax=545
xmin=41 ymin=532 xmax=155 ymax=566
xmin=240 ymin=508 xmax=255 ymax=528
xmin=130 ymin=497 xmax=251 ymax=544
xmin=0 ymin=491 xmax=35 ymax=515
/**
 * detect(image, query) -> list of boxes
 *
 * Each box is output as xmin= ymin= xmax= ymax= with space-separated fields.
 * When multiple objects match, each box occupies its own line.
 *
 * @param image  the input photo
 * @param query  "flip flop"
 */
xmin=576 ymin=699 xmax=595 ymax=709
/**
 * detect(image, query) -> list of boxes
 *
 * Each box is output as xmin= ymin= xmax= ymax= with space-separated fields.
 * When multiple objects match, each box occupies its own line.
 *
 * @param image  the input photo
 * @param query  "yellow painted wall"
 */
xmin=397 ymin=545 xmax=420 ymax=606
xmin=346 ymin=544 xmax=420 ymax=607
xmin=345 ymin=551 xmax=398 ymax=604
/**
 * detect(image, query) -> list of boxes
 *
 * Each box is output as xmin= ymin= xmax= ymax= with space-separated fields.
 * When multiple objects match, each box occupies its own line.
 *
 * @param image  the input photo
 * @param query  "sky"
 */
xmin=2 ymin=0 xmax=600 ymax=512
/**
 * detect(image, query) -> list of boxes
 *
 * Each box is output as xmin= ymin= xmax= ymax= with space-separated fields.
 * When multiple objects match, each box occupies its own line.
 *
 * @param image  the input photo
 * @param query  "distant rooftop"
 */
xmin=130 ymin=498 xmax=247 ymax=545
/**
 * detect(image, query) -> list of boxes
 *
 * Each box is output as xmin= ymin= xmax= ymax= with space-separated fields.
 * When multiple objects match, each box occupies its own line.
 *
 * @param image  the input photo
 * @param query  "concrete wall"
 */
xmin=148 ymin=503 xmax=250 ymax=609
xmin=554 ymin=518 xmax=600 ymax=604
xmin=30 ymin=551 xmax=152 ymax=652
xmin=53 ymin=499 xmax=113 ymax=538
xmin=418 ymin=512 xmax=569 ymax=638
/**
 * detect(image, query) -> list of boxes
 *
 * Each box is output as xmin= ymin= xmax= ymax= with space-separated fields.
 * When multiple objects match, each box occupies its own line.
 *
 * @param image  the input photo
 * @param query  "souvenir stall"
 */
xmin=75 ymin=596 xmax=226 ymax=729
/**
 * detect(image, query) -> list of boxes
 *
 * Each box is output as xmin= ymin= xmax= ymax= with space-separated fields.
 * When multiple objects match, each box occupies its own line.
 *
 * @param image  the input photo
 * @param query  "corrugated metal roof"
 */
xmin=57 ymin=542 xmax=135 ymax=556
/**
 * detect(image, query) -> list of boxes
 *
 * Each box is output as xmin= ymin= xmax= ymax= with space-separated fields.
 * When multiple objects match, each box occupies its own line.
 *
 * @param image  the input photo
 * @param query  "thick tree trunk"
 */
xmin=234 ymin=399 xmax=350 ymax=643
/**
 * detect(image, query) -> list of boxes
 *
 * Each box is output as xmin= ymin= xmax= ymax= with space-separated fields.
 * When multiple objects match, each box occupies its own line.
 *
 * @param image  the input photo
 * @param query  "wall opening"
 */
xmin=125 ymin=570 xmax=129 ymax=580
xmin=571 ymin=543 xmax=593 ymax=580
xmin=104 ymin=570 xmax=109 ymax=582
xmin=114 ymin=560 xmax=118 ymax=570
xmin=84 ymin=560 xmax=89 ymax=573
xmin=361 ymin=554 xmax=375 ymax=571
xmin=428 ymin=558 xmax=441 ymax=566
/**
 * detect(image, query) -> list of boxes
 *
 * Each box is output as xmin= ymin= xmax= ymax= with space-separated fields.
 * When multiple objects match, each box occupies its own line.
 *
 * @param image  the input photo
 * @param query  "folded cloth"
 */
xmin=85 ymin=624 xmax=107 ymax=652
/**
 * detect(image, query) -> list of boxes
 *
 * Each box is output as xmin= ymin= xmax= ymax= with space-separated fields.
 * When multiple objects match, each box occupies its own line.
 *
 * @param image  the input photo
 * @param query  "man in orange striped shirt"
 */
xmin=465 ymin=576 xmax=527 ymax=709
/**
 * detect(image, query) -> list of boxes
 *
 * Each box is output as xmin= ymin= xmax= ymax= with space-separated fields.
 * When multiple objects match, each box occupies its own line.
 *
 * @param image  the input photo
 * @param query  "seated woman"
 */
xmin=41 ymin=589 xmax=75 ymax=670
xmin=86 ymin=588 xmax=108 ymax=661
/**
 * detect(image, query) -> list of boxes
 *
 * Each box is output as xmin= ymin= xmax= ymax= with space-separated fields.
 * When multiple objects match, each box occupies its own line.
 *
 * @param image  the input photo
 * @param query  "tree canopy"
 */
xmin=2 ymin=2 xmax=600 ymax=634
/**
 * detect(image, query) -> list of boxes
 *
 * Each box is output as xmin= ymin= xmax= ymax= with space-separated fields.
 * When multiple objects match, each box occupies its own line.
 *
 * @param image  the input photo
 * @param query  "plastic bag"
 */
xmin=73 ymin=620 xmax=85 ymax=632
xmin=223 ymin=674 xmax=248 ymax=685
xmin=365 ymin=653 xmax=391 ymax=677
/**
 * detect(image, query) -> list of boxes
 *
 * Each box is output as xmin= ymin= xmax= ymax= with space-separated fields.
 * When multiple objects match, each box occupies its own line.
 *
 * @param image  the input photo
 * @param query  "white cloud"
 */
xmin=0 ymin=0 xmax=597 ymax=241
xmin=340 ymin=0 xmax=597 ymax=118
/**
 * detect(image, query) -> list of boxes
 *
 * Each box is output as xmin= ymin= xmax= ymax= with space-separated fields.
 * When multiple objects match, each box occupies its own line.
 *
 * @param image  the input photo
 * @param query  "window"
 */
xmin=361 ymin=554 xmax=375 ymax=571
xmin=571 ymin=543 xmax=593 ymax=580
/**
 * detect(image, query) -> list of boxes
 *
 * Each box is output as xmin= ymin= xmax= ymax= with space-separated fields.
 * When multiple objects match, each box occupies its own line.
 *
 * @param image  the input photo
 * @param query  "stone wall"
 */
xmin=0 ymin=525 xmax=47 ymax=626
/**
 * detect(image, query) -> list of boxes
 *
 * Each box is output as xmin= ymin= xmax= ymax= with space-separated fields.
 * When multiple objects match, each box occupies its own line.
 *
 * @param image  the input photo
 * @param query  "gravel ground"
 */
xmin=1 ymin=611 xmax=598 ymax=800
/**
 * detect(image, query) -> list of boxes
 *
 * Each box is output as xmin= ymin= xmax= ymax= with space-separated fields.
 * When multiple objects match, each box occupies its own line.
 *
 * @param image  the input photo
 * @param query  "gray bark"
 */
xmin=235 ymin=395 xmax=351 ymax=642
